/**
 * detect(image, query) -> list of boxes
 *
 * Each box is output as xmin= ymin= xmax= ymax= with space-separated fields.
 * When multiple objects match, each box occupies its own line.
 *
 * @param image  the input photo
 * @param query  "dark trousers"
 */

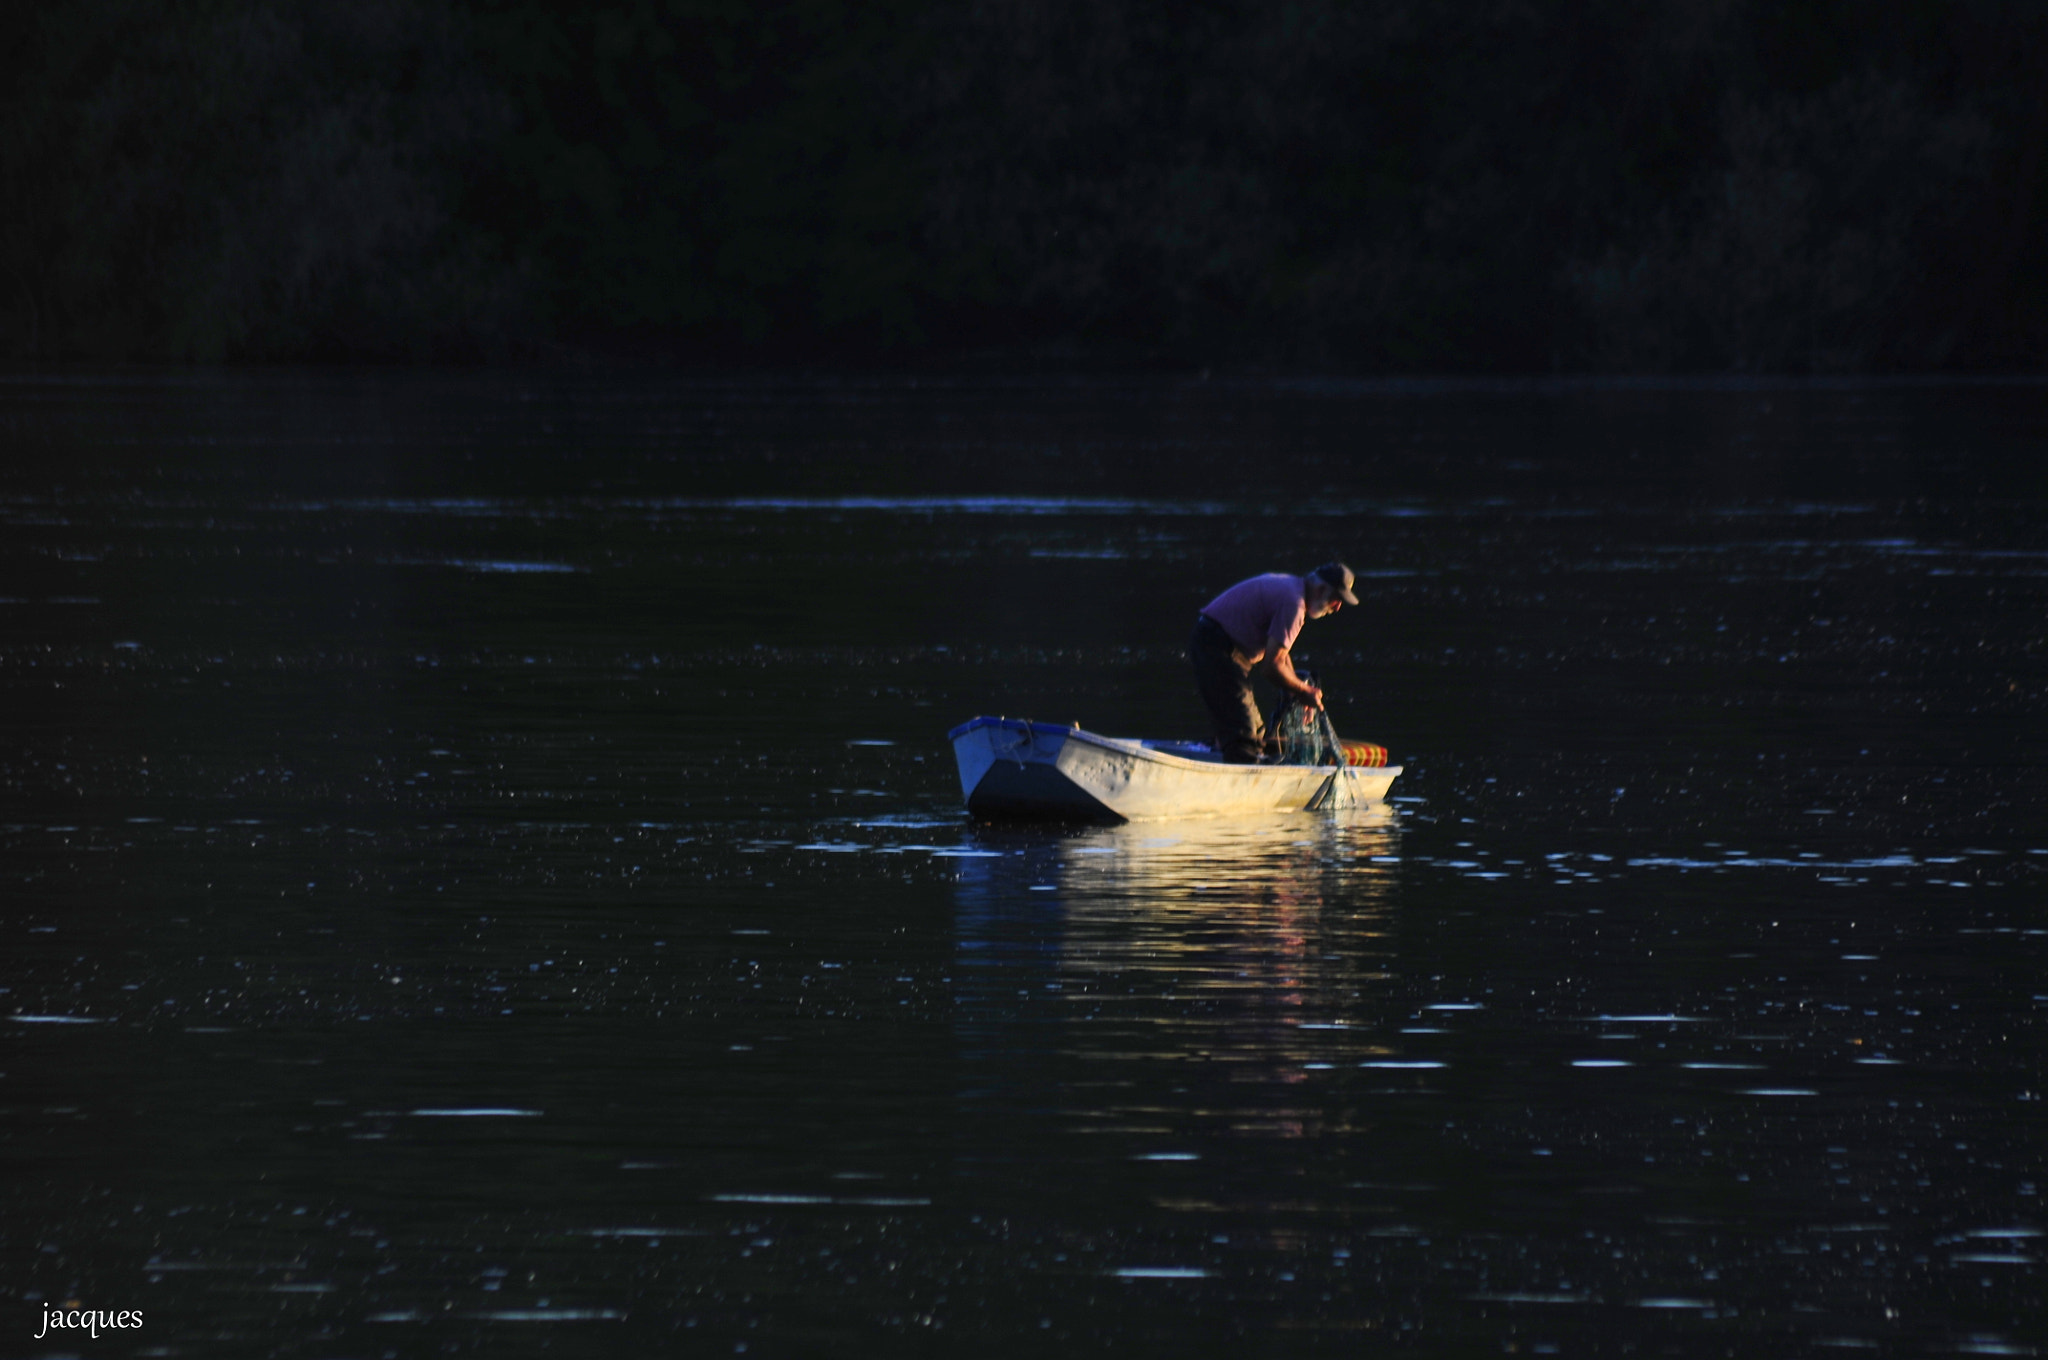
xmin=1189 ymin=614 xmax=1263 ymax=763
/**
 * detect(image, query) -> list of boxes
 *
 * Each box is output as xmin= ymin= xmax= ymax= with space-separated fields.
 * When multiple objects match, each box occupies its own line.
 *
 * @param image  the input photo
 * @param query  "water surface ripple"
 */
xmin=2 ymin=371 xmax=2044 ymax=1357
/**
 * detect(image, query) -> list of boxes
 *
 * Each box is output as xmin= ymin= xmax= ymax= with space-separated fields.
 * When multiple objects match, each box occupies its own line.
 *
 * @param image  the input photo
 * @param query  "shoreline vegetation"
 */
xmin=6 ymin=0 xmax=2044 ymax=372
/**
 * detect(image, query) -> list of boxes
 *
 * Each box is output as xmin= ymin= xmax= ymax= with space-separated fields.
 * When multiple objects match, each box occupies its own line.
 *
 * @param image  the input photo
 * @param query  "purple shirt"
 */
xmin=1200 ymin=573 xmax=1307 ymax=661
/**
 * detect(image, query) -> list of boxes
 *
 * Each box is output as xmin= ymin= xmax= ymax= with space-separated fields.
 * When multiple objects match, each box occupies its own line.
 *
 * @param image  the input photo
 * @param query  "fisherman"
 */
xmin=1190 ymin=562 xmax=1358 ymax=763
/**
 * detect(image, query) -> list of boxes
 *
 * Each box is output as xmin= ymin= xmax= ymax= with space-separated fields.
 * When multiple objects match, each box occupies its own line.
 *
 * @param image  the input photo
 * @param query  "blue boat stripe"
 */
xmin=945 ymin=716 xmax=1076 ymax=741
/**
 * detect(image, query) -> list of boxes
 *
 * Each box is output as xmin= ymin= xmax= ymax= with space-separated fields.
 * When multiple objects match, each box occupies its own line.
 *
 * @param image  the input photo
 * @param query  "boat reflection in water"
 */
xmin=951 ymin=805 xmax=1406 ymax=1190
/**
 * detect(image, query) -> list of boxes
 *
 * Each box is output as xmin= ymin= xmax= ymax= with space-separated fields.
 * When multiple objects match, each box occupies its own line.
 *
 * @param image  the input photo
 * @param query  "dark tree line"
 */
xmin=4 ymin=0 xmax=2043 ymax=369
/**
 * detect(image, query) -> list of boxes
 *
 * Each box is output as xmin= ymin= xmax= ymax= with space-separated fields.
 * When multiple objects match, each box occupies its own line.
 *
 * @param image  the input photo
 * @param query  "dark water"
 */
xmin=3 ymin=370 xmax=2046 ymax=1357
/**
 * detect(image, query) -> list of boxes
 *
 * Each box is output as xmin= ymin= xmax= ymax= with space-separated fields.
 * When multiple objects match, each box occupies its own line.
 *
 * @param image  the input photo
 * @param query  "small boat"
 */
xmin=948 ymin=716 xmax=1401 ymax=822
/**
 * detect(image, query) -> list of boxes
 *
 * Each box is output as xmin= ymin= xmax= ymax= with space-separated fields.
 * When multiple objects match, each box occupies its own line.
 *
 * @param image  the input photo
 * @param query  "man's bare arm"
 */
xmin=1269 ymin=647 xmax=1324 ymax=709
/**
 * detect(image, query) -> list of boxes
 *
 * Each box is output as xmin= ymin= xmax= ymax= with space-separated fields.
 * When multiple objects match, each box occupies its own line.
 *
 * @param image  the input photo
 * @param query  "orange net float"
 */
xmin=1339 ymin=740 xmax=1389 ymax=767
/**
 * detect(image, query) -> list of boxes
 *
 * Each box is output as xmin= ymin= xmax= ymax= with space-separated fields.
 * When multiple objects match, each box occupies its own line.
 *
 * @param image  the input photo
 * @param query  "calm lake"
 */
xmin=3 ymin=369 xmax=2045 ymax=1357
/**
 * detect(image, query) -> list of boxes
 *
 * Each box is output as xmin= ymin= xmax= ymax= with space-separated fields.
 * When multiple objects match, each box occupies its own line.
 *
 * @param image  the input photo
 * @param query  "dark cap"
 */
xmin=1312 ymin=562 xmax=1359 ymax=606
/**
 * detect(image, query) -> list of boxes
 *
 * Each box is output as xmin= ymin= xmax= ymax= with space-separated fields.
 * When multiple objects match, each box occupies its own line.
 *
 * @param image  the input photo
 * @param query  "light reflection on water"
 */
xmin=954 ymin=810 xmax=1404 ymax=1147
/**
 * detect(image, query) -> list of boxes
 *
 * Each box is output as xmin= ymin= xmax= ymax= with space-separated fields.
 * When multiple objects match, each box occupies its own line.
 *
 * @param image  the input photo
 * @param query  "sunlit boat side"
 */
xmin=947 ymin=716 xmax=1401 ymax=822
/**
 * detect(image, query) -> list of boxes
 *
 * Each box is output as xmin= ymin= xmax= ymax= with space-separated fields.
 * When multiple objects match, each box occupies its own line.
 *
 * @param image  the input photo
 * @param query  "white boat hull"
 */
xmin=949 ymin=717 xmax=1400 ymax=822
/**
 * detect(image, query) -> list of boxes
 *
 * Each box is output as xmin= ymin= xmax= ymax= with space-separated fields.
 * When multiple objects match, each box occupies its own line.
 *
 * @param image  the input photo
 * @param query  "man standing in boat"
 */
xmin=1190 ymin=563 xmax=1358 ymax=763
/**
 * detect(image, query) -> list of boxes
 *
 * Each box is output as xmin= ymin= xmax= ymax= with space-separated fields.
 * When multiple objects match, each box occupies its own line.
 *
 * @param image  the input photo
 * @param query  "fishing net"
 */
xmin=1272 ymin=700 xmax=1346 ymax=766
xmin=1270 ymin=683 xmax=1392 ymax=768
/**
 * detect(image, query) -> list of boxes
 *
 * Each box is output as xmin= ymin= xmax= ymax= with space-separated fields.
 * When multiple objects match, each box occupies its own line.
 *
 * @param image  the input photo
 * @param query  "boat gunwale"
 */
xmin=948 ymin=715 xmax=1400 ymax=780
